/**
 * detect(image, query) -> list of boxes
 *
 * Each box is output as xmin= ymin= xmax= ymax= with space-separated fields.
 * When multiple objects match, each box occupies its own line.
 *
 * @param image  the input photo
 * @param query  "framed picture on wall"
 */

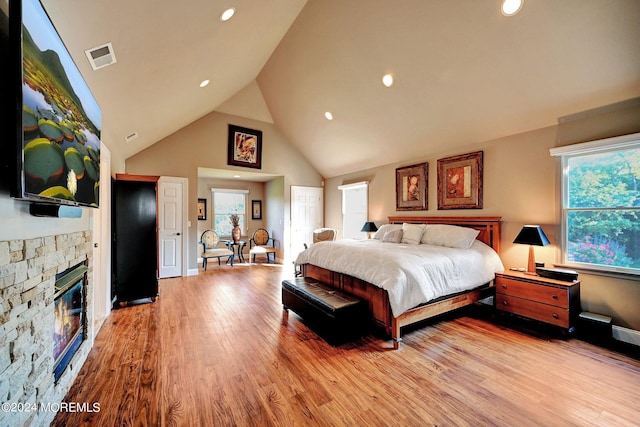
xmin=252 ymin=200 xmax=262 ymax=220
xmin=197 ymin=198 xmax=207 ymax=220
xmin=227 ymin=124 xmax=263 ymax=169
xmin=437 ymin=151 xmax=483 ymax=209
xmin=396 ymin=162 xmax=428 ymax=210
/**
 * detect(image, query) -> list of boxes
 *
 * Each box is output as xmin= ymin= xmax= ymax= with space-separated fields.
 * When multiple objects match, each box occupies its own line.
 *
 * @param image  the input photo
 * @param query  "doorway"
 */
xmin=158 ymin=177 xmax=188 ymax=278
xmin=290 ymin=186 xmax=323 ymax=259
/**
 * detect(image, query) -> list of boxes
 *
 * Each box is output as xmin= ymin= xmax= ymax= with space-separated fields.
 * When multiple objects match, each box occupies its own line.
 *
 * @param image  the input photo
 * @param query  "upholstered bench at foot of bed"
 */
xmin=282 ymin=277 xmax=368 ymax=345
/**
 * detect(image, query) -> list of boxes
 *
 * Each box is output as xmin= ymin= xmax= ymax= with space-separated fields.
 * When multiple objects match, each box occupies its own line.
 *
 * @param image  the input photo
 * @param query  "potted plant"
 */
xmin=230 ymin=214 xmax=241 ymax=243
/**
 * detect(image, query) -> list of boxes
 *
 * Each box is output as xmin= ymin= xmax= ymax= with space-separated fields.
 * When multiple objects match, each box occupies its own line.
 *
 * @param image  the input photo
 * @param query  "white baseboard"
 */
xmin=612 ymin=325 xmax=640 ymax=347
xmin=188 ymin=268 xmax=199 ymax=276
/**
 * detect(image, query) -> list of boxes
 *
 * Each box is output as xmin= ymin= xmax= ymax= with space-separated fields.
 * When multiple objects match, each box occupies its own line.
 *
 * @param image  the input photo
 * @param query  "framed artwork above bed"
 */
xmin=437 ymin=151 xmax=483 ymax=209
xmin=396 ymin=162 xmax=428 ymax=210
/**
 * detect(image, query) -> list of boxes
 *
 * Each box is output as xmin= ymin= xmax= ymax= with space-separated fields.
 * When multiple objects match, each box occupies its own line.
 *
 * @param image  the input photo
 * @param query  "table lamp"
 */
xmin=361 ymin=221 xmax=378 ymax=239
xmin=513 ymin=225 xmax=550 ymax=275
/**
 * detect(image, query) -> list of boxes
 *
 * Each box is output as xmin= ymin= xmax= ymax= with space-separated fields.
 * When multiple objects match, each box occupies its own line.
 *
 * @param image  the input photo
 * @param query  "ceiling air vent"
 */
xmin=85 ymin=42 xmax=116 ymax=70
xmin=125 ymin=132 xmax=138 ymax=143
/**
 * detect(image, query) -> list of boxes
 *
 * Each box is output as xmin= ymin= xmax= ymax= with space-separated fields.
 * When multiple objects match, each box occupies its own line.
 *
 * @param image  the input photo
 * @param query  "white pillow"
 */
xmin=401 ymin=223 xmax=426 ymax=245
xmin=421 ymin=224 xmax=480 ymax=249
xmin=382 ymin=229 xmax=403 ymax=243
xmin=373 ymin=224 xmax=402 ymax=240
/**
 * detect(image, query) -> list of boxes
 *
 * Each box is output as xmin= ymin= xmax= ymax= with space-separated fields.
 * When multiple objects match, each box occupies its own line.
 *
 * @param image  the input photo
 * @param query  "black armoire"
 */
xmin=112 ymin=174 xmax=159 ymax=307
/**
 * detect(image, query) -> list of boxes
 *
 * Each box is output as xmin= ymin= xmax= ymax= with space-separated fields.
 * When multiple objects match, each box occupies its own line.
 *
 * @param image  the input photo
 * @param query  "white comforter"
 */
xmin=295 ymin=239 xmax=504 ymax=317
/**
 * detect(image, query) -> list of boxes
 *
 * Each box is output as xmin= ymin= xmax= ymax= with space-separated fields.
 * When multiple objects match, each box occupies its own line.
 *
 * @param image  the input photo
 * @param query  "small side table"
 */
xmin=224 ymin=240 xmax=246 ymax=263
xmin=495 ymin=271 xmax=580 ymax=333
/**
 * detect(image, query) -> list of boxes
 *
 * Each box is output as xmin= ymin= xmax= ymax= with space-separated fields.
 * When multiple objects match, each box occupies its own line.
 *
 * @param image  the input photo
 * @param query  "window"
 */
xmin=550 ymin=133 xmax=640 ymax=275
xmin=338 ymin=182 xmax=368 ymax=239
xmin=211 ymin=189 xmax=248 ymax=237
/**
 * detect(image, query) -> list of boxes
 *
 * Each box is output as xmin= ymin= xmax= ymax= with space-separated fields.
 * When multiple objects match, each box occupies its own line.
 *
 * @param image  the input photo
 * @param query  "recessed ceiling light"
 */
xmin=233 ymin=175 xmax=241 ymax=178
xmin=382 ymin=73 xmax=394 ymax=87
xmin=200 ymin=79 xmax=210 ymax=88
xmin=220 ymin=7 xmax=235 ymax=21
xmin=324 ymin=112 xmax=333 ymax=120
xmin=501 ymin=0 xmax=523 ymax=16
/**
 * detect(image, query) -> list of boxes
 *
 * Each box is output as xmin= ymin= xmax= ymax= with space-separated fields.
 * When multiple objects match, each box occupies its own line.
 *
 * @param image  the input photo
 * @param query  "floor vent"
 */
xmin=85 ymin=42 xmax=116 ymax=70
xmin=612 ymin=325 xmax=640 ymax=347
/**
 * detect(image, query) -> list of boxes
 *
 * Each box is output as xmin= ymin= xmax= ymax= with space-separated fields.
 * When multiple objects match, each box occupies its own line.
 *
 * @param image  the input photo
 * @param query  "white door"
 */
xmin=291 ymin=186 xmax=323 ymax=258
xmin=159 ymin=178 xmax=185 ymax=278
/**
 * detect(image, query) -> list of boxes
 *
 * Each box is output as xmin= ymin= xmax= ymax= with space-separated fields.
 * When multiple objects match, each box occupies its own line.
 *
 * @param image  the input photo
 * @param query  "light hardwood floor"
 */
xmin=54 ymin=264 xmax=640 ymax=426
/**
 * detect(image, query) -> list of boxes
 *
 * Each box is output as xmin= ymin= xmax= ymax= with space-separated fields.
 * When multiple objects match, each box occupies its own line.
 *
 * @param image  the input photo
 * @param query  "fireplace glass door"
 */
xmin=53 ymin=263 xmax=87 ymax=382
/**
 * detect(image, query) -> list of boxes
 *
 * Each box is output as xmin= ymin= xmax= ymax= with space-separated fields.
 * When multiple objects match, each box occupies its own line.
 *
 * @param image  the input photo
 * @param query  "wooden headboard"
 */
xmin=387 ymin=216 xmax=502 ymax=253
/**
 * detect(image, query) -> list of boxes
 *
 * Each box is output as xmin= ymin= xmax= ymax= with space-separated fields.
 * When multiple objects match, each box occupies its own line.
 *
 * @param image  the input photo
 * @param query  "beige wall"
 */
xmin=265 ymin=176 xmax=286 ymax=261
xmin=324 ymin=102 xmax=640 ymax=330
xmin=125 ymin=111 xmax=323 ymax=270
xmin=324 ymin=125 xmax=561 ymax=262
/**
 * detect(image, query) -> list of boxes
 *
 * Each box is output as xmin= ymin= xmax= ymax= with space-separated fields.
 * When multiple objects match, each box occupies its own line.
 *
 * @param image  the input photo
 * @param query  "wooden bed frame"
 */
xmin=299 ymin=216 xmax=502 ymax=349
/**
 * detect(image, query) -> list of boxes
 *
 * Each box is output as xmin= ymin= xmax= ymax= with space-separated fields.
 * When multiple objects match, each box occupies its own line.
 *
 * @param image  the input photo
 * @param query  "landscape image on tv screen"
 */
xmin=21 ymin=0 xmax=101 ymax=207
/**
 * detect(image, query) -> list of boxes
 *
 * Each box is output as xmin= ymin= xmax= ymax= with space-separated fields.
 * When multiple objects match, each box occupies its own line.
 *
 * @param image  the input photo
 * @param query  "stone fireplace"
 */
xmin=0 ymin=231 xmax=95 ymax=427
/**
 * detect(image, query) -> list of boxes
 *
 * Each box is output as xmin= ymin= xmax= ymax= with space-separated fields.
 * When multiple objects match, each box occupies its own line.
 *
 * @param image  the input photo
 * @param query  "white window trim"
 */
xmin=337 ymin=181 xmax=368 ymax=191
xmin=550 ymin=132 xmax=640 ymax=157
xmin=210 ymin=188 xmax=250 ymax=194
xmin=550 ymin=132 xmax=640 ymax=277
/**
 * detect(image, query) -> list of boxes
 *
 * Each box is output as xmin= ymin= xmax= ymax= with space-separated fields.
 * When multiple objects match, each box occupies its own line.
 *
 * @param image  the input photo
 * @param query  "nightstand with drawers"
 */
xmin=495 ymin=271 xmax=581 ymax=333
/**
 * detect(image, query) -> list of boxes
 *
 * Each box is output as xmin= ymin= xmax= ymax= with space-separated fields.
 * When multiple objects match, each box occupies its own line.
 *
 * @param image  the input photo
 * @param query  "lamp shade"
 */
xmin=513 ymin=225 xmax=550 ymax=246
xmin=361 ymin=221 xmax=378 ymax=233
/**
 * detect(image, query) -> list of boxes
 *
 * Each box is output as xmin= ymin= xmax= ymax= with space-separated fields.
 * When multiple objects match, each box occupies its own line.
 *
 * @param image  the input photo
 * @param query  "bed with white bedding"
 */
xmin=295 ymin=216 xmax=504 ymax=348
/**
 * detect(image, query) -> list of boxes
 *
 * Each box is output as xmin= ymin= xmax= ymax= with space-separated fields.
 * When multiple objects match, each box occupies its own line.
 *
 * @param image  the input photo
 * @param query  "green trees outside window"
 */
xmin=566 ymin=147 xmax=639 ymax=271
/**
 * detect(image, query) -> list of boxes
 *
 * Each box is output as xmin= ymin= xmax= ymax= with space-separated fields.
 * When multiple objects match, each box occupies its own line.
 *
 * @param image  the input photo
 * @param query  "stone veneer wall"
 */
xmin=0 ymin=231 xmax=94 ymax=427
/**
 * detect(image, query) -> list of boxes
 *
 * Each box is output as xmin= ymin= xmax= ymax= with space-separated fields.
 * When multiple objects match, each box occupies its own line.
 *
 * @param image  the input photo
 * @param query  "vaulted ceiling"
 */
xmin=41 ymin=0 xmax=640 ymax=178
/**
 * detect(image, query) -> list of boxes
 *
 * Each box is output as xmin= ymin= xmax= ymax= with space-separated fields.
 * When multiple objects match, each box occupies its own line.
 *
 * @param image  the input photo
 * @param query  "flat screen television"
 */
xmin=9 ymin=0 xmax=101 ymax=208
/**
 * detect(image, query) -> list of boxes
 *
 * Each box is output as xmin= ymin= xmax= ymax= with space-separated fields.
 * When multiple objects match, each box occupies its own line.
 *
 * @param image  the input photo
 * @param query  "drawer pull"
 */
xmin=502 ymin=284 xmax=507 ymax=289
xmin=502 ymin=301 xmax=508 ymax=305
xmin=552 ymin=313 xmax=559 ymax=319
xmin=552 ymin=295 xmax=558 ymax=299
